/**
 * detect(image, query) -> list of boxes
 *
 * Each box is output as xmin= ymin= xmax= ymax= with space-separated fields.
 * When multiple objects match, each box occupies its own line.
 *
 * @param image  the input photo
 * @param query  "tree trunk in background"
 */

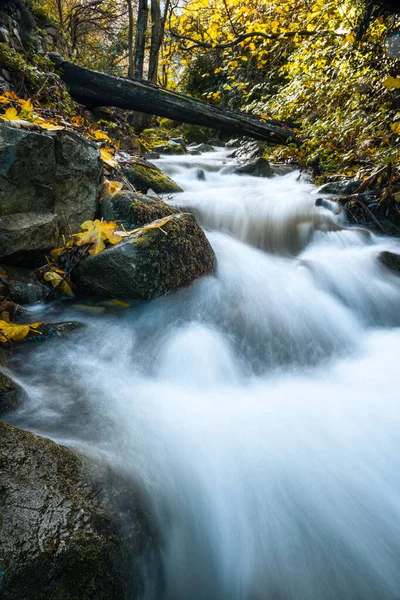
xmin=134 ymin=0 xmax=148 ymax=79
xmin=149 ymin=0 xmax=161 ymax=82
xmin=56 ymin=0 xmax=63 ymax=28
xmin=126 ymin=0 xmax=134 ymax=77
xmin=149 ymin=0 xmax=170 ymax=83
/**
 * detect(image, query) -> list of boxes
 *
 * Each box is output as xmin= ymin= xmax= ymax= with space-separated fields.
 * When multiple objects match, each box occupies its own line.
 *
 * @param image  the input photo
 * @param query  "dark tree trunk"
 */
xmin=49 ymin=55 xmax=299 ymax=145
xmin=149 ymin=0 xmax=161 ymax=83
xmin=126 ymin=0 xmax=134 ymax=78
xmin=134 ymin=0 xmax=148 ymax=79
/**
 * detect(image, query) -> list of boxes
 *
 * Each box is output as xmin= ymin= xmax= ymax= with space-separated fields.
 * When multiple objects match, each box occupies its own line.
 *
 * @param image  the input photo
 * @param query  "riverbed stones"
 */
xmin=232 ymin=157 xmax=273 ymax=177
xmin=73 ymin=213 xmax=216 ymax=300
xmin=0 ymin=421 xmax=154 ymax=600
xmin=0 ymin=122 xmax=103 ymax=260
xmin=101 ymin=190 xmax=179 ymax=229
xmin=123 ymin=159 xmax=183 ymax=194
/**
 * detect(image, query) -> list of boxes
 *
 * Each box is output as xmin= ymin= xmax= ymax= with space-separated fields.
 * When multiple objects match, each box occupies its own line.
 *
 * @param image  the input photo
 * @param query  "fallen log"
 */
xmin=49 ymin=53 xmax=299 ymax=146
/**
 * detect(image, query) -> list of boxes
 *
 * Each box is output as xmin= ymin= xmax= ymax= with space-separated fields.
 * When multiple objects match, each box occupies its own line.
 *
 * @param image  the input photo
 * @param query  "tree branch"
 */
xmin=170 ymin=28 xmax=345 ymax=50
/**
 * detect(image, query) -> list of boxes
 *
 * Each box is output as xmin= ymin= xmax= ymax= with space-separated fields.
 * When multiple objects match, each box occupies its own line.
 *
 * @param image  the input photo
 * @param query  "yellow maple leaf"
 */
xmin=0 ymin=107 xmax=20 ymax=121
xmin=19 ymin=98 xmax=33 ymax=113
xmin=34 ymin=117 xmax=65 ymax=131
xmin=74 ymin=219 xmax=123 ymax=254
xmin=0 ymin=95 xmax=11 ymax=104
xmin=383 ymin=76 xmax=400 ymax=90
xmin=92 ymin=130 xmax=111 ymax=142
xmin=44 ymin=271 xmax=74 ymax=296
xmin=100 ymin=147 xmax=120 ymax=169
xmin=0 ymin=320 xmax=42 ymax=343
xmin=104 ymin=179 xmax=123 ymax=195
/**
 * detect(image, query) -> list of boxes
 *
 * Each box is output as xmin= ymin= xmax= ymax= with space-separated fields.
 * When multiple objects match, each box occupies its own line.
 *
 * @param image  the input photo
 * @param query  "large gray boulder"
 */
xmin=0 ymin=122 xmax=103 ymax=260
xmin=101 ymin=190 xmax=179 ymax=229
xmin=73 ymin=213 xmax=216 ymax=300
xmin=0 ymin=422 xmax=157 ymax=600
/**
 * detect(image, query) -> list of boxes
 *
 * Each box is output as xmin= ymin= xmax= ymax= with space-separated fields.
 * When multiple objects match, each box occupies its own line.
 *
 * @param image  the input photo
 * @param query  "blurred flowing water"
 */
xmin=8 ymin=150 xmax=400 ymax=599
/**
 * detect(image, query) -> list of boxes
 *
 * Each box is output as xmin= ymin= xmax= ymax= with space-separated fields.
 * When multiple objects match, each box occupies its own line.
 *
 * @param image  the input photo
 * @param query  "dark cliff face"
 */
xmin=0 ymin=422 xmax=161 ymax=600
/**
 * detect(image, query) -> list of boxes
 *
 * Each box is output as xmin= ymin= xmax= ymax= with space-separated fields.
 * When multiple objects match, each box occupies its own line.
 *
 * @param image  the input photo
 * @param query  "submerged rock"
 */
xmin=101 ymin=191 xmax=179 ymax=229
xmin=73 ymin=213 xmax=216 ymax=300
xmin=123 ymin=159 xmax=183 ymax=194
xmin=232 ymin=157 xmax=272 ymax=178
xmin=0 ymin=422 xmax=156 ymax=600
xmin=27 ymin=321 xmax=85 ymax=342
xmin=0 ymin=371 xmax=24 ymax=415
xmin=379 ymin=251 xmax=400 ymax=272
xmin=0 ymin=122 xmax=103 ymax=260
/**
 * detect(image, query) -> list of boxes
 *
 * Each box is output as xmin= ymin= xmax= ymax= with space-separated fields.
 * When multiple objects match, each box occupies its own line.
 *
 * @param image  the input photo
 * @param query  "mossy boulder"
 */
xmin=0 ymin=422 xmax=157 ymax=600
xmin=123 ymin=160 xmax=183 ymax=194
xmin=73 ymin=213 xmax=216 ymax=300
xmin=0 ymin=372 xmax=24 ymax=415
xmin=101 ymin=191 xmax=179 ymax=229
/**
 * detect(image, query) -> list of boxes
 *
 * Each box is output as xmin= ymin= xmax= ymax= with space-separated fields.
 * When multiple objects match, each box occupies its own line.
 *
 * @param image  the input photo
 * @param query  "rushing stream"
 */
xmin=7 ymin=150 xmax=400 ymax=599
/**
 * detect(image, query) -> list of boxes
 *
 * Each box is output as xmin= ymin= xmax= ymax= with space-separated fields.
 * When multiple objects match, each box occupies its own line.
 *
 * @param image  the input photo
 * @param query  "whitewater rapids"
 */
xmin=8 ymin=150 xmax=400 ymax=599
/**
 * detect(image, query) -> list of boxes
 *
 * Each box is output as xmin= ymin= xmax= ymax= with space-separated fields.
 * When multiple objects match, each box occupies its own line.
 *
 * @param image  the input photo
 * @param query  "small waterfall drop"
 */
xmin=9 ymin=150 xmax=400 ymax=599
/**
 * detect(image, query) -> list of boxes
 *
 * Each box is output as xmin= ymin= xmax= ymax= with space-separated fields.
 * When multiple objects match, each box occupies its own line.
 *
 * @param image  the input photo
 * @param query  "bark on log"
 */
xmin=49 ymin=54 xmax=299 ymax=146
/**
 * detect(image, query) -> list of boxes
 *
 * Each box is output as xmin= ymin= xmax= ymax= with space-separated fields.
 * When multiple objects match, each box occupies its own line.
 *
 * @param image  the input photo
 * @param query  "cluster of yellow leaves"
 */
xmin=0 ymin=320 xmax=41 ymax=344
xmin=0 ymin=92 xmax=64 ymax=131
xmin=69 ymin=215 xmax=174 ymax=256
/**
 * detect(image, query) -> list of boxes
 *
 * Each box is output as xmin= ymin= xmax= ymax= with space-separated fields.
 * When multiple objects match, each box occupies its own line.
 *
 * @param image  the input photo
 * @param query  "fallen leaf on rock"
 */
xmin=74 ymin=219 xmax=123 ymax=254
xmin=104 ymin=179 xmax=123 ymax=195
xmin=92 ymin=130 xmax=111 ymax=142
xmin=0 ymin=107 xmax=19 ymax=121
xmin=100 ymin=147 xmax=120 ymax=169
xmin=0 ymin=320 xmax=42 ymax=343
xmin=44 ymin=271 xmax=74 ymax=296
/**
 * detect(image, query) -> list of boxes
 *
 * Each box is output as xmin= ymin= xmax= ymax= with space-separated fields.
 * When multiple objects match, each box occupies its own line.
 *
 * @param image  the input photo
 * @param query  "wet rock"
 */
xmin=0 ymin=296 xmax=31 ymax=321
xmin=189 ymin=143 xmax=215 ymax=153
xmin=101 ymin=191 xmax=179 ymax=229
xmin=123 ymin=159 xmax=183 ymax=194
xmin=73 ymin=213 xmax=216 ymax=300
xmin=232 ymin=157 xmax=273 ymax=178
xmin=229 ymin=140 xmax=266 ymax=160
xmin=0 ymin=421 xmax=156 ymax=600
xmin=379 ymin=251 xmax=400 ymax=272
xmin=226 ymin=138 xmax=241 ymax=148
xmin=196 ymin=169 xmax=206 ymax=181
xmin=170 ymin=137 xmax=187 ymax=152
xmin=0 ymin=371 xmax=24 ymax=415
xmin=150 ymin=140 xmax=185 ymax=155
xmin=0 ymin=265 xmax=45 ymax=304
xmin=316 ymin=180 xmax=362 ymax=195
xmin=0 ymin=122 xmax=102 ymax=260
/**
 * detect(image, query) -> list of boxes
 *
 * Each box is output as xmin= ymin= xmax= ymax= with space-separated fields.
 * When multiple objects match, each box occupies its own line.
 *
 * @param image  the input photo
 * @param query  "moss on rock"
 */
xmin=101 ymin=191 xmax=179 ymax=229
xmin=124 ymin=162 xmax=183 ymax=194
xmin=73 ymin=213 xmax=216 ymax=300
xmin=0 ymin=422 xmax=157 ymax=599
